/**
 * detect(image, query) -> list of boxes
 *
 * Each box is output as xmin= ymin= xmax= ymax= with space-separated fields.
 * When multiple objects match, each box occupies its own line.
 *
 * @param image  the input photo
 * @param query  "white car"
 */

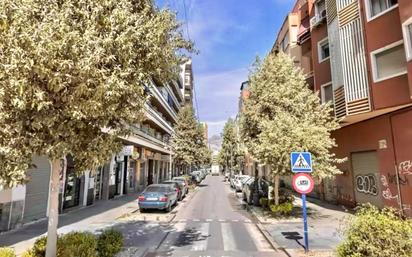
xmin=234 ymin=175 xmax=251 ymax=192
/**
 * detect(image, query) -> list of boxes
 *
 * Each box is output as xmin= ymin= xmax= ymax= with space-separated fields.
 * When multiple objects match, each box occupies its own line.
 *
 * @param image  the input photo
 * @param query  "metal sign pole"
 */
xmin=302 ymin=193 xmax=309 ymax=253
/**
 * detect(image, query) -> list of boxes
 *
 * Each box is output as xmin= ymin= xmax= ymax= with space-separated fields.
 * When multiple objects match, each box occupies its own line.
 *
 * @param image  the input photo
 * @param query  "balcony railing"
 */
xmin=149 ymin=80 xmax=178 ymax=121
xmin=145 ymin=104 xmax=174 ymax=134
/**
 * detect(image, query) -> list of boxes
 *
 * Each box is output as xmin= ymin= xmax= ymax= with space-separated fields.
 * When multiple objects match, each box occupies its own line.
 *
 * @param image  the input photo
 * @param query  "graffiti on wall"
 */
xmin=386 ymin=172 xmax=409 ymax=185
xmin=356 ymin=174 xmax=378 ymax=195
xmin=380 ymin=175 xmax=398 ymax=201
xmin=399 ymin=160 xmax=412 ymax=175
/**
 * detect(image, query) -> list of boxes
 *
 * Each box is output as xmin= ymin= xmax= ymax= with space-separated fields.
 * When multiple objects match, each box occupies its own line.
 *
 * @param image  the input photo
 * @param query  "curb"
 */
xmin=255 ymin=223 xmax=292 ymax=257
xmin=246 ymin=203 xmax=293 ymax=257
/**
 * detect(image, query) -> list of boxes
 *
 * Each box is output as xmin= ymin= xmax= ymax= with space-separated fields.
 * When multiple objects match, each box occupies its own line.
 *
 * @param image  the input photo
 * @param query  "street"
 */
xmin=115 ymin=175 xmax=287 ymax=257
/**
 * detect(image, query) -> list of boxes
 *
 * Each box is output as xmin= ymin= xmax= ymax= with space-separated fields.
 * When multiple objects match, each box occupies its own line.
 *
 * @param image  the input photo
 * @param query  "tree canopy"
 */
xmin=0 ymin=0 xmax=192 ymax=187
xmin=240 ymin=52 xmax=344 ymax=180
xmin=171 ymin=106 xmax=209 ymax=169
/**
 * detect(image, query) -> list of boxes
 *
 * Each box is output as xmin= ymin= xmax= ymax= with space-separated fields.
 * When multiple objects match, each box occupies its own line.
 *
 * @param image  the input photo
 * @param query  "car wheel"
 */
xmin=248 ymin=194 xmax=253 ymax=205
xmin=140 ymin=208 xmax=145 ymax=213
xmin=166 ymin=203 xmax=172 ymax=212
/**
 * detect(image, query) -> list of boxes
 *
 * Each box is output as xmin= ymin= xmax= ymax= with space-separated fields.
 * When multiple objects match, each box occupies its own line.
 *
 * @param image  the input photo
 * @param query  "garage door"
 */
xmin=23 ymin=156 xmax=51 ymax=223
xmin=352 ymin=151 xmax=383 ymax=208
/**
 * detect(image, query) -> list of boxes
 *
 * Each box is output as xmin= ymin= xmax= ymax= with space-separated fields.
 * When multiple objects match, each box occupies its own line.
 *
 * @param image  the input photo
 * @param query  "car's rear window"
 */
xmin=145 ymin=186 xmax=169 ymax=192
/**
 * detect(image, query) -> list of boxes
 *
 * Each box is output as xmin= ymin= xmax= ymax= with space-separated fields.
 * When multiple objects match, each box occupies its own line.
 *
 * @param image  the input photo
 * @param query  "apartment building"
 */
xmin=269 ymin=0 xmax=412 ymax=217
xmin=181 ymin=59 xmax=194 ymax=105
xmin=0 ymin=62 xmax=193 ymax=232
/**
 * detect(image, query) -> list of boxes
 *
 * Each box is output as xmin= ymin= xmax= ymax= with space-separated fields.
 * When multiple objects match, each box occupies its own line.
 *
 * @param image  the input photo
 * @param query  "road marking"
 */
xmin=221 ymin=222 xmax=236 ymax=251
xmin=160 ymin=221 xmax=186 ymax=250
xmin=191 ymin=222 xmax=210 ymax=251
xmin=205 ymin=219 xmax=213 ymax=222
xmin=244 ymin=223 xmax=274 ymax=252
xmin=232 ymin=219 xmax=239 ymax=222
xmin=218 ymin=219 xmax=226 ymax=222
xmin=192 ymin=219 xmax=201 ymax=222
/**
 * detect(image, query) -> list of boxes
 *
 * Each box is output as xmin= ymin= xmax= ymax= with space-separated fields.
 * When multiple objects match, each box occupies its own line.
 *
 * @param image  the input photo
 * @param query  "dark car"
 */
xmin=138 ymin=184 xmax=178 ymax=212
xmin=161 ymin=180 xmax=184 ymax=201
xmin=243 ymin=178 xmax=270 ymax=205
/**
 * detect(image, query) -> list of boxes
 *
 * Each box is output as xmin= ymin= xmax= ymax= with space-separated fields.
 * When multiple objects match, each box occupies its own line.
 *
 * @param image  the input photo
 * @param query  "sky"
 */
xmin=156 ymin=0 xmax=295 ymax=137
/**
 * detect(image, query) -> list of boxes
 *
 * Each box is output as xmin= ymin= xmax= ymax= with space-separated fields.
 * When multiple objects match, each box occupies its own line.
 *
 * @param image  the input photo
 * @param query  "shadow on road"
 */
xmin=281 ymin=231 xmax=305 ymax=250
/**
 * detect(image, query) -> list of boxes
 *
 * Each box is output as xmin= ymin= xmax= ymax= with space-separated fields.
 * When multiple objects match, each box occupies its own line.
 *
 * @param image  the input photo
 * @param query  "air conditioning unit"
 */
xmin=310 ymin=16 xmax=318 ymax=29
xmin=310 ymin=11 xmax=327 ymax=29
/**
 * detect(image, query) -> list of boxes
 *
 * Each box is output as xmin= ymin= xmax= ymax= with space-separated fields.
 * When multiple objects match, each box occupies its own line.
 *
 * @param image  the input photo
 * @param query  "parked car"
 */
xmin=138 ymin=184 xmax=178 ymax=212
xmin=242 ymin=178 xmax=270 ymax=205
xmin=161 ymin=180 xmax=184 ymax=201
xmin=230 ymin=175 xmax=238 ymax=188
xmin=234 ymin=175 xmax=251 ymax=192
xmin=172 ymin=176 xmax=190 ymax=194
xmin=191 ymin=171 xmax=202 ymax=184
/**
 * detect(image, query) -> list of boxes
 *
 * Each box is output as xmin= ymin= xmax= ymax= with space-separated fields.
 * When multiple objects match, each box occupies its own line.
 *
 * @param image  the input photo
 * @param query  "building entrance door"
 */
xmin=148 ymin=159 xmax=154 ymax=185
xmin=63 ymin=156 xmax=81 ymax=209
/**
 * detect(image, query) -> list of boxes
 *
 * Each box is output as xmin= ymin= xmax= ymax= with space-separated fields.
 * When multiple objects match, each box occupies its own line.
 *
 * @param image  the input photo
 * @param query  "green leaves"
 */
xmin=240 ymin=52 xmax=344 ymax=179
xmin=171 ymin=106 xmax=209 ymax=168
xmin=0 ymin=0 xmax=192 ymax=186
xmin=337 ymin=205 xmax=412 ymax=257
xmin=218 ymin=119 xmax=244 ymax=172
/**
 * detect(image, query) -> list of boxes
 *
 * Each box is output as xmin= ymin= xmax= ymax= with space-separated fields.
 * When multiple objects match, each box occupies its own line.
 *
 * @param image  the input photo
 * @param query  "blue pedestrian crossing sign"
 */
xmin=291 ymin=152 xmax=312 ymax=173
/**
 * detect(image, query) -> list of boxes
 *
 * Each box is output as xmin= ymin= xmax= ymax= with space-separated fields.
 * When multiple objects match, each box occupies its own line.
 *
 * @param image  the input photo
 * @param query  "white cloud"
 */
xmin=194 ymin=68 xmax=248 ymax=135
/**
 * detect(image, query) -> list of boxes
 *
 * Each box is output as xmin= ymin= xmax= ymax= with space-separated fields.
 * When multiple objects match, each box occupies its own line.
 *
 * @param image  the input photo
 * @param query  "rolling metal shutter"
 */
xmin=23 ymin=156 xmax=51 ymax=223
xmin=352 ymin=151 xmax=383 ymax=208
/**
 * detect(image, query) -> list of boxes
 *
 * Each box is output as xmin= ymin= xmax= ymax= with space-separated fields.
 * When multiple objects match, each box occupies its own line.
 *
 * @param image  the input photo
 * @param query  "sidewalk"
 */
xmin=0 ymin=193 xmax=141 ymax=255
xmin=249 ymin=196 xmax=353 ymax=257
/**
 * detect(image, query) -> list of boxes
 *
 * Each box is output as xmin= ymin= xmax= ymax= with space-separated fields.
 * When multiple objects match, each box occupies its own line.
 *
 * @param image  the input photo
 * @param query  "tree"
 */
xmin=218 ymin=118 xmax=245 ymax=174
xmin=240 ymin=53 xmax=344 ymax=205
xmin=195 ymin=125 xmax=212 ymax=168
xmin=217 ymin=119 xmax=236 ymax=172
xmin=171 ymin=106 xmax=207 ymax=172
xmin=0 ymin=0 xmax=191 ymax=256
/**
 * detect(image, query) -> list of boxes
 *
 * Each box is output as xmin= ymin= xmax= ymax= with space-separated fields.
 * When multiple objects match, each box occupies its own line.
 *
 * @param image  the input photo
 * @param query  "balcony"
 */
xmin=149 ymin=79 xmax=178 ymax=121
xmin=145 ymin=104 xmax=174 ymax=135
xmin=131 ymin=124 xmax=170 ymax=147
xmin=169 ymin=80 xmax=184 ymax=103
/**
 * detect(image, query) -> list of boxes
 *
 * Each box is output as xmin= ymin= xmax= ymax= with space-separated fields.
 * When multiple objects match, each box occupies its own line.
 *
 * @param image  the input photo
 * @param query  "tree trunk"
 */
xmin=46 ymin=159 xmax=63 ymax=257
xmin=274 ymin=174 xmax=280 ymax=205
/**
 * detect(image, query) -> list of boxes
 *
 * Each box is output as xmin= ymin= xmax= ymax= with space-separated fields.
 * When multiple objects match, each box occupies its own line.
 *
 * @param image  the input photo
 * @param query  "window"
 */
xmin=321 ymin=83 xmax=333 ymax=103
xmin=318 ymin=37 xmax=330 ymax=63
xmin=371 ymin=41 xmax=407 ymax=82
xmin=365 ymin=0 xmax=398 ymax=20
xmin=402 ymin=17 xmax=412 ymax=60
xmin=280 ymin=32 xmax=289 ymax=51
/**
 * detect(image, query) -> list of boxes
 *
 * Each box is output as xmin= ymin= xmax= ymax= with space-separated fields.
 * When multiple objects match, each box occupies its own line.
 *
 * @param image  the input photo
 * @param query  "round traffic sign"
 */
xmin=292 ymin=173 xmax=314 ymax=194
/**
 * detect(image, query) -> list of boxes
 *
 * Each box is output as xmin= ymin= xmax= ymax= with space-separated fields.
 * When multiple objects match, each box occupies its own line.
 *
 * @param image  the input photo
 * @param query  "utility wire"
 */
xmin=181 ymin=0 xmax=199 ymax=121
xmin=193 ymin=80 xmax=200 ymax=121
xmin=182 ymin=0 xmax=191 ymax=41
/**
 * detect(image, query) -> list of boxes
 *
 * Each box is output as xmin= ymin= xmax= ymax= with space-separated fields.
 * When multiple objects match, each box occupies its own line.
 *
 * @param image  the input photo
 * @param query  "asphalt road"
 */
xmin=143 ymin=175 xmax=288 ymax=257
